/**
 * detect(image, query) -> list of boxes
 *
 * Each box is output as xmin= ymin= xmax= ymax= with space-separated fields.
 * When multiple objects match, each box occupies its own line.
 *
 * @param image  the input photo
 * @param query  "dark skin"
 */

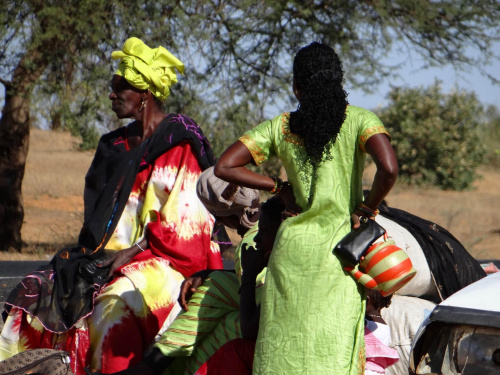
xmin=365 ymin=289 xmax=390 ymax=325
xmin=177 ymin=268 xmax=217 ymax=311
xmin=98 ymin=207 xmax=259 ymax=373
xmin=98 ymin=75 xmax=168 ymax=279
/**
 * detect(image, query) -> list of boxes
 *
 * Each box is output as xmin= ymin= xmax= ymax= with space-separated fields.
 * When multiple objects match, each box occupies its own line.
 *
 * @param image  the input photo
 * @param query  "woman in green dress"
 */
xmin=215 ymin=42 xmax=398 ymax=374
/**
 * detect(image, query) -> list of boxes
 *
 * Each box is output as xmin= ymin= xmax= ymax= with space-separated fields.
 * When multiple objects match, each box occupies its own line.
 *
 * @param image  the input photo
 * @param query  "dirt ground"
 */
xmin=2 ymin=128 xmax=499 ymax=261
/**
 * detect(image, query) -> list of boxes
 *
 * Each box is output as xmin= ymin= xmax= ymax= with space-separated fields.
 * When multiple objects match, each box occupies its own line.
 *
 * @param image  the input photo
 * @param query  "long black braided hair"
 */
xmin=289 ymin=42 xmax=349 ymax=169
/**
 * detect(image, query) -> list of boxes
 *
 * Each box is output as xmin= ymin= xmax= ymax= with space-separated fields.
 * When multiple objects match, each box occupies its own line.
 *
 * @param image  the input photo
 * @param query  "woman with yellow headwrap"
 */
xmin=0 ymin=37 xmax=223 ymax=374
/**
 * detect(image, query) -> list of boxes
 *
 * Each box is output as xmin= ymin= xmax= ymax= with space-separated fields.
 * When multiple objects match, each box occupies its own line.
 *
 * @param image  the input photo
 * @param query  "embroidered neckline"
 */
xmin=281 ymin=113 xmax=304 ymax=146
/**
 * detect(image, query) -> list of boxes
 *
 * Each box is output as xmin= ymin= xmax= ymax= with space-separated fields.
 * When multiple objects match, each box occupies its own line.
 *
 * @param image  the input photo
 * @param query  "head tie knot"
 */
xmin=111 ymin=37 xmax=184 ymax=101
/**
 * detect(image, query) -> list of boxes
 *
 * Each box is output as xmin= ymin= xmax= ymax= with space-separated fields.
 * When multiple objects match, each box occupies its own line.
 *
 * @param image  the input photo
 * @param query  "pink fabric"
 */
xmin=483 ymin=262 xmax=499 ymax=274
xmin=365 ymin=321 xmax=399 ymax=373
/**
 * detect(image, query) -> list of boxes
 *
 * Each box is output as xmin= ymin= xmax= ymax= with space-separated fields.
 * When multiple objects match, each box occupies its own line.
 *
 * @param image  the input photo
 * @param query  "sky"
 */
xmin=346 ymin=42 xmax=500 ymax=112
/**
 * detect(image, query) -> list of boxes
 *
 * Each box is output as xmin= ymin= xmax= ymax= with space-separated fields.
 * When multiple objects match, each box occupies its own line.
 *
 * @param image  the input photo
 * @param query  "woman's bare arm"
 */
xmin=215 ymin=140 xmax=301 ymax=214
xmin=214 ymin=141 xmax=275 ymax=191
xmin=363 ymin=133 xmax=398 ymax=208
xmin=353 ymin=133 xmax=398 ymax=226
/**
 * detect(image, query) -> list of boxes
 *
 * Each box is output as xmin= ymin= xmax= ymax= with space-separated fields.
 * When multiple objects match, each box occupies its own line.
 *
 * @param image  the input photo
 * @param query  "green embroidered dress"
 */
xmin=239 ymin=105 xmax=390 ymax=375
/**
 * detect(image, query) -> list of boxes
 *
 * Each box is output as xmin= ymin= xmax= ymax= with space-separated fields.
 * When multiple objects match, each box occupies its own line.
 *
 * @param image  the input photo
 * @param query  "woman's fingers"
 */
xmin=191 ymin=277 xmax=202 ymax=290
xmin=281 ymin=209 xmax=299 ymax=220
xmin=105 ymin=254 xmax=125 ymax=279
xmin=106 ymin=264 xmax=116 ymax=280
xmin=178 ymin=279 xmax=193 ymax=310
xmin=97 ymin=257 xmax=113 ymax=268
xmin=178 ymin=277 xmax=203 ymax=310
xmin=351 ymin=213 xmax=361 ymax=229
xmin=278 ymin=182 xmax=301 ymax=217
xmin=95 ymin=253 xmax=118 ymax=279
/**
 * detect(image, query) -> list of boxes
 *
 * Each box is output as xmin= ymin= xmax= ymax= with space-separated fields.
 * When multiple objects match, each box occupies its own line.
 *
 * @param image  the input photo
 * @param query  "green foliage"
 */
xmin=480 ymin=105 xmax=500 ymax=168
xmin=75 ymin=125 xmax=100 ymax=151
xmin=208 ymin=92 xmax=283 ymax=177
xmin=2 ymin=0 xmax=500 ymax=152
xmin=168 ymin=83 xmax=283 ymax=176
xmin=377 ymin=82 xmax=486 ymax=190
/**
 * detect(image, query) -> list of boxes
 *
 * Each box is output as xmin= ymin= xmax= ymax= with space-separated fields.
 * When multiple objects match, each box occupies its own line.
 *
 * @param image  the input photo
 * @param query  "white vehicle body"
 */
xmin=409 ymin=272 xmax=500 ymax=375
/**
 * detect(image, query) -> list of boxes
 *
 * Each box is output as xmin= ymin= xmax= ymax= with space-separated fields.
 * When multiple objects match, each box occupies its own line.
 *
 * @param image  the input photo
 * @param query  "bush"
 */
xmin=377 ymin=82 xmax=486 ymax=190
xmin=481 ymin=105 xmax=500 ymax=168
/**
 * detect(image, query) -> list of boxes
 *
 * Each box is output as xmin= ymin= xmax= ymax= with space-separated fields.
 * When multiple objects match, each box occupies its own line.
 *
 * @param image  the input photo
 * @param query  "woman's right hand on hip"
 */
xmin=278 ymin=182 xmax=301 ymax=217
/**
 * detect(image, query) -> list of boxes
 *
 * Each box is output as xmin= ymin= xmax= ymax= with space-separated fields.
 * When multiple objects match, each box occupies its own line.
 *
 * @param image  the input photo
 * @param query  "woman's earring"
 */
xmin=139 ymin=99 xmax=146 ymax=112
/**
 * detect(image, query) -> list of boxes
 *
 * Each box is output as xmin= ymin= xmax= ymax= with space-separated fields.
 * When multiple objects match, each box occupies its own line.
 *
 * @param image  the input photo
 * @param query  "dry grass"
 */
xmin=364 ymin=164 xmax=500 ymax=260
xmin=1 ymin=130 xmax=93 ymax=260
xmin=22 ymin=129 xmax=94 ymax=198
xmin=1 ymin=128 xmax=498 ymax=260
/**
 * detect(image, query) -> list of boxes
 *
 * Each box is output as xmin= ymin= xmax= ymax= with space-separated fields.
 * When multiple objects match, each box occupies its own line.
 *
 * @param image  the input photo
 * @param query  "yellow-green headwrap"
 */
xmin=111 ymin=37 xmax=184 ymax=101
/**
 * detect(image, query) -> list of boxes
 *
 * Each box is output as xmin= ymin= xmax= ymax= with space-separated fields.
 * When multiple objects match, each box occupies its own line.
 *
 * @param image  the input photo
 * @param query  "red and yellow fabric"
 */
xmin=0 ymin=130 xmax=222 ymax=374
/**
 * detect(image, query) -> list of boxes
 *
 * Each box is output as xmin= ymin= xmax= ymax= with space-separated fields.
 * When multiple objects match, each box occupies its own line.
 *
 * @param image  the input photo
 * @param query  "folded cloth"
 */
xmin=196 ymin=166 xmax=260 ymax=229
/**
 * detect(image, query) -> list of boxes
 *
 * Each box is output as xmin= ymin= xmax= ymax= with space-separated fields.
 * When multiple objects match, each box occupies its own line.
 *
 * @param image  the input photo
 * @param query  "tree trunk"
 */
xmin=0 ymin=85 xmax=30 ymax=251
xmin=0 ymin=51 xmax=48 ymax=251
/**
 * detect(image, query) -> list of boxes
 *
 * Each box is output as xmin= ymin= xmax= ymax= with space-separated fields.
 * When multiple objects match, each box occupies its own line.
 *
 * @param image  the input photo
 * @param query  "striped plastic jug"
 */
xmin=344 ymin=236 xmax=417 ymax=297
